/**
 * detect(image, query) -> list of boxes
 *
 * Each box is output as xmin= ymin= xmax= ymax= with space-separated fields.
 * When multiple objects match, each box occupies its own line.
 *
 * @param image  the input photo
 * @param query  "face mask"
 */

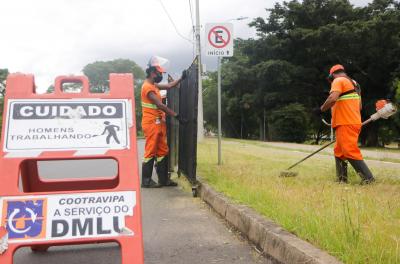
xmin=327 ymin=74 xmax=334 ymax=83
xmin=154 ymin=72 xmax=163 ymax=83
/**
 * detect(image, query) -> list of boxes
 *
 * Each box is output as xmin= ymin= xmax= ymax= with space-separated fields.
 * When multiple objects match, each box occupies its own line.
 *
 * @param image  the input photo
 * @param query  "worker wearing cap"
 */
xmin=141 ymin=56 xmax=187 ymax=188
xmin=319 ymin=64 xmax=375 ymax=184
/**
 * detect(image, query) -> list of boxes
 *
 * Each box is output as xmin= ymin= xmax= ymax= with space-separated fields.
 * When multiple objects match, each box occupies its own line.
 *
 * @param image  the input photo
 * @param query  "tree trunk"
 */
xmin=315 ymin=126 xmax=322 ymax=145
xmin=360 ymin=122 xmax=380 ymax=147
xmin=240 ymin=111 xmax=243 ymax=139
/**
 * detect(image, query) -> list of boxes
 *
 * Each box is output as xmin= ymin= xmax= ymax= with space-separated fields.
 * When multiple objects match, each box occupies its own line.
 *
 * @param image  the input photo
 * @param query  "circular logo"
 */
xmin=208 ymin=26 xmax=231 ymax=49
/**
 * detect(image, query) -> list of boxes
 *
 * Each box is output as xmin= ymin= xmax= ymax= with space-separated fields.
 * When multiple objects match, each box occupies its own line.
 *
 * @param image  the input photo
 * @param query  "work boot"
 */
xmin=141 ymin=158 xmax=162 ymax=188
xmin=348 ymin=159 xmax=375 ymax=185
xmin=335 ymin=157 xmax=348 ymax=183
xmin=156 ymin=156 xmax=178 ymax=187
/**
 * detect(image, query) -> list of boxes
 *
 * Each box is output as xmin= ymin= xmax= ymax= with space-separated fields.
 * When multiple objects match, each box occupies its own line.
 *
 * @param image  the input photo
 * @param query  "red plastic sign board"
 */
xmin=0 ymin=74 xmax=144 ymax=264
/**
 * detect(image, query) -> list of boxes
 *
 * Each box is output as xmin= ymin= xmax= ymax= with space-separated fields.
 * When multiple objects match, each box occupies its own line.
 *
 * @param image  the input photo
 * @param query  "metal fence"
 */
xmin=166 ymin=75 xmax=179 ymax=173
xmin=167 ymin=58 xmax=198 ymax=189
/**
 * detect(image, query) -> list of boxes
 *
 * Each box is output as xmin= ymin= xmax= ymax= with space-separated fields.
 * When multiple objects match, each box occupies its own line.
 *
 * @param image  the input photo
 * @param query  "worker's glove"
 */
xmin=175 ymin=114 xmax=189 ymax=125
xmin=181 ymin=70 xmax=187 ymax=80
xmin=312 ymin=107 xmax=323 ymax=118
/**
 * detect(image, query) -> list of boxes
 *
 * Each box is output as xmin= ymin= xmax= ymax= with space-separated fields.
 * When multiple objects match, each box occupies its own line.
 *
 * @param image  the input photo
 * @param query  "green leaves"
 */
xmin=0 ymin=68 xmax=9 ymax=97
xmin=82 ymin=59 xmax=145 ymax=93
xmin=269 ymin=103 xmax=309 ymax=142
xmin=203 ymin=0 xmax=400 ymax=145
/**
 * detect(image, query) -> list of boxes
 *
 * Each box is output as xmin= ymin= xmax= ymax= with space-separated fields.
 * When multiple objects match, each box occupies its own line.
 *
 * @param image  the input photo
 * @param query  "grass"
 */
xmin=197 ymin=138 xmax=400 ymax=264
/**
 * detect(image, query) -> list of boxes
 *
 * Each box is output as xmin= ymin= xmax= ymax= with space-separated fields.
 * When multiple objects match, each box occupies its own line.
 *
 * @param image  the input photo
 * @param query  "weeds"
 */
xmin=197 ymin=138 xmax=400 ymax=264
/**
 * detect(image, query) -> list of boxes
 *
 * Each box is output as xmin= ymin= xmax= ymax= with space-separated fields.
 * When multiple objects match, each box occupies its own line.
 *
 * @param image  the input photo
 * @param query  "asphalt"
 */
xmin=13 ymin=140 xmax=268 ymax=264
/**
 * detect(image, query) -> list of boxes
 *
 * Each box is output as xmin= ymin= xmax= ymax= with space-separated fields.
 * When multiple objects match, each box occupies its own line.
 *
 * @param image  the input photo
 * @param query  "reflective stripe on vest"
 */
xmin=157 ymin=156 xmax=166 ymax=162
xmin=337 ymin=93 xmax=360 ymax=101
xmin=142 ymin=102 xmax=158 ymax=109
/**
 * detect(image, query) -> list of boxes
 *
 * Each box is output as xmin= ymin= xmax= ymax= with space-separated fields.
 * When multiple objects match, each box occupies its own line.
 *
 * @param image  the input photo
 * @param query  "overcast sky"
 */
xmin=0 ymin=0 xmax=370 ymax=92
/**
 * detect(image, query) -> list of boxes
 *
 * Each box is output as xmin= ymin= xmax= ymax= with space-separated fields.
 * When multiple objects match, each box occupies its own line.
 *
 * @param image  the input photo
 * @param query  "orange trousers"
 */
xmin=334 ymin=125 xmax=363 ymax=160
xmin=142 ymin=119 xmax=169 ymax=161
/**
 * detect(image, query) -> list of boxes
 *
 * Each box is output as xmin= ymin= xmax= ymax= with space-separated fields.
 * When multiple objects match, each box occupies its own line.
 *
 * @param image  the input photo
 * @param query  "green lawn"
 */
xmin=197 ymin=138 xmax=400 ymax=264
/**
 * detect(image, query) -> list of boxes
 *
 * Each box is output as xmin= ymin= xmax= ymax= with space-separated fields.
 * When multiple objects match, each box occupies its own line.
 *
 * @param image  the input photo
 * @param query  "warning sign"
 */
xmin=205 ymin=23 xmax=234 ymax=57
xmin=0 ymin=191 xmax=136 ymax=243
xmin=3 ymin=99 xmax=131 ymax=152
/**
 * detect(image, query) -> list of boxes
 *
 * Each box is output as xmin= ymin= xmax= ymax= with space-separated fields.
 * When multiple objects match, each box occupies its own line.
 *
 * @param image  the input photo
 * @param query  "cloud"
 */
xmin=0 ymin=0 xmax=371 ymax=92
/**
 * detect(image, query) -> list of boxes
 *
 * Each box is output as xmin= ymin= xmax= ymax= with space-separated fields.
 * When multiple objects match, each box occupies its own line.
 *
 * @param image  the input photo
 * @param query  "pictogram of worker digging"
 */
xmin=93 ymin=121 xmax=121 ymax=144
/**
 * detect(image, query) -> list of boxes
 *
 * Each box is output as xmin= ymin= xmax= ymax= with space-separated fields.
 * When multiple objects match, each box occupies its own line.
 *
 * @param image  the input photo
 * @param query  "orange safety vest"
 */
xmin=330 ymin=77 xmax=361 ymax=128
xmin=141 ymin=80 xmax=165 ymax=124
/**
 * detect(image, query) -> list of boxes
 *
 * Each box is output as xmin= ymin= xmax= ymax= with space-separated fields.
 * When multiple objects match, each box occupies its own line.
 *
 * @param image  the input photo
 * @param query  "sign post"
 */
xmin=205 ymin=23 xmax=233 ymax=165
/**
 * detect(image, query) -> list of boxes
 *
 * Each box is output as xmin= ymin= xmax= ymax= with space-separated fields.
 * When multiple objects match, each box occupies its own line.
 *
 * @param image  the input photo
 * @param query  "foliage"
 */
xmin=82 ymin=59 xmax=145 ymax=131
xmin=82 ymin=58 xmax=145 ymax=93
xmin=0 ymin=69 xmax=9 ymax=131
xmin=203 ymin=0 xmax=400 ymax=145
xmin=269 ymin=103 xmax=309 ymax=142
xmin=0 ymin=68 xmax=9 ymax=97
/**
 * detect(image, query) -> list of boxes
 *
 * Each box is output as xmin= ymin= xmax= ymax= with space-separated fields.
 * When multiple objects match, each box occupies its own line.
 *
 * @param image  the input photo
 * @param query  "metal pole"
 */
xmin=195 ymin=0 xmax=204 ymax=142
xmin=263 ymin=108 xmax=266 ymax=141
xmin=217 ymin=56 xmax=222 ymax=165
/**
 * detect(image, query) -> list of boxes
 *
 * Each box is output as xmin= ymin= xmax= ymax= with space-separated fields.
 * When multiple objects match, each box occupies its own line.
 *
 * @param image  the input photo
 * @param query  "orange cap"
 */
xmin=329 ymin=64 xmax=345 ymax=74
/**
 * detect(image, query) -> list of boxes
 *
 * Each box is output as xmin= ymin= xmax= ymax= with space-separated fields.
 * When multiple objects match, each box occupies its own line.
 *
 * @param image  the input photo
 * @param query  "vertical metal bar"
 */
xmin=195 ymin=0 xmax=204 ymax=142
xmin=217 ymin=56 xmax=222 ymax=165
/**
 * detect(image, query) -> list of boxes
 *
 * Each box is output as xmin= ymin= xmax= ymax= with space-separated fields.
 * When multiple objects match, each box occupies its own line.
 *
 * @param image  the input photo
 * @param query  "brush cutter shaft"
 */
xmin=285 ymin=117 xmax=372 ymax=171
xmin=286 ymin=141 xmax=335 ymax=170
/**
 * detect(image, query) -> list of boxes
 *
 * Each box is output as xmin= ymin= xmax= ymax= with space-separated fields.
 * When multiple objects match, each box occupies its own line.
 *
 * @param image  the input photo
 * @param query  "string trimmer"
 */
xmin=279 ymin=100 xmax=397 ymax=177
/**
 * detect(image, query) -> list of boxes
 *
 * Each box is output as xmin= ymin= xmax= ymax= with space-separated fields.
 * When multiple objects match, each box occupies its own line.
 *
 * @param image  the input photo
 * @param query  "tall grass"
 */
xmin=197 ymin=139 xmax=400 ymax=264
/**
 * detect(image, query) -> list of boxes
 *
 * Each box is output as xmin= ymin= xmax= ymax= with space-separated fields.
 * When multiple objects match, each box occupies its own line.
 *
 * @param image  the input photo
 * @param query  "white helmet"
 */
xmin=147 ymin=56 xmax=169 ymax=73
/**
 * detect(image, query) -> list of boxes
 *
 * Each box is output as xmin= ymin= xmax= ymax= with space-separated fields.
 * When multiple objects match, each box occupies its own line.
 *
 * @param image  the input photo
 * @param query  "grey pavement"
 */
xmin=13 ymin=140 xmax=268 ymax=264
xmin=226 ymin=140 xmax=400 ymax=170
xmin=262 ymin=141 xmax=400 ymax=161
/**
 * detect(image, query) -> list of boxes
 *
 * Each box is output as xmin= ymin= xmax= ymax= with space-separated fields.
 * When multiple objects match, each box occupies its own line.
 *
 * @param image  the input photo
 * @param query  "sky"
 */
xmin=0 ymin=0 xmax=370 ymax=93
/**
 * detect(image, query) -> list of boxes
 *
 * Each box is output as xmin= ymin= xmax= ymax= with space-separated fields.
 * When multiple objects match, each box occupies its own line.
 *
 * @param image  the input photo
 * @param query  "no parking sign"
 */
xmin=205 ymin=23 xmax=234 ymax=57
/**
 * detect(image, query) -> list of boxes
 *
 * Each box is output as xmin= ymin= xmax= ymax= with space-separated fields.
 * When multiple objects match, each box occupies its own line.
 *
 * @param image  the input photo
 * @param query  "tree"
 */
xmin=0 ymin=69 xmax=9 ymax=97
xmin=203 ymin=0 xmax=400 ymax=145
xmin=0 ymin=69 xmax=9 ymax=133
xmin=83 ymin=59 xmax=145 ymax=93
xmin=82 ymin=59 xmax=145 ymax=131
xmin=269 ymin=103 xmax=309 ymax=143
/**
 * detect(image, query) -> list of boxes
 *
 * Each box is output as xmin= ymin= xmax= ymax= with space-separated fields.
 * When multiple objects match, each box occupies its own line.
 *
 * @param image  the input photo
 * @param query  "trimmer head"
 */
xmin=279 ymin=170 xmax=298 ymax=177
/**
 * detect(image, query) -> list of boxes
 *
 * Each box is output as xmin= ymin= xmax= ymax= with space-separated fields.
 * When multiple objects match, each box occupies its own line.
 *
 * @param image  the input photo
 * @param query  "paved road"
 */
xmin=226 ymin=140 xmax=400 ymax=171
xmin=263 ymin=141 xmax=400 ymax=161
xmin=14 ymin=140 xmax=268 ymax=264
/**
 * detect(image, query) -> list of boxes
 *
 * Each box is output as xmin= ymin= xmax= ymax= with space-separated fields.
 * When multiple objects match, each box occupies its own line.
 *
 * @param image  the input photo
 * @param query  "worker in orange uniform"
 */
xmin=141 ymin=56 xmax=187 ymax=188
xmin=318 ymin=64 xmax=375 ymax=184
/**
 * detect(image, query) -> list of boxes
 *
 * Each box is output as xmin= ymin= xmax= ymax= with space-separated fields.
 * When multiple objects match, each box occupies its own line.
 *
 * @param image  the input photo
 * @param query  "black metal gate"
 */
xmin=166 ymin=75 xmax=179 ymax=173
xmin=167 ymin=58 xmax=199 ymax=194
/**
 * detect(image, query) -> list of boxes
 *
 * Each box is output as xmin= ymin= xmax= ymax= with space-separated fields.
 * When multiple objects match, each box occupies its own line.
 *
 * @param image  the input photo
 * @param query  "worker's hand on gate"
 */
xmin=175 ymin=114 xmax=189 ymax=125
xmin=181 ymin=70 xmax=187 ymax=80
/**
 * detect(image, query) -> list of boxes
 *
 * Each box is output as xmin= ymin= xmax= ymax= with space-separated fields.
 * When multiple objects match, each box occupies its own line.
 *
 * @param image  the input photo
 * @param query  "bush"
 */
xmin=269 ymin=103 xmax=309 ymax=143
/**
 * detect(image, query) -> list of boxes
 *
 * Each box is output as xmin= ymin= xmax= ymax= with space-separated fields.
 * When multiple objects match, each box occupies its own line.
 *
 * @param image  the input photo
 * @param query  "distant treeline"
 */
xmin=203 ymin=0 xmax=400 ymax=146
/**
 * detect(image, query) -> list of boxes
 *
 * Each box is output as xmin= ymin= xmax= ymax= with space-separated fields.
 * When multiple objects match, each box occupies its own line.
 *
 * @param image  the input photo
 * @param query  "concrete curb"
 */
xmin=198 ymin=182 xmax=343 ymax=264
